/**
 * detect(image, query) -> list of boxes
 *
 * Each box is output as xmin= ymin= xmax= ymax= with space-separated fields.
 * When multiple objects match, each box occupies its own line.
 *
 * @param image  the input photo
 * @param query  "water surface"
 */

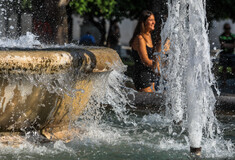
xmin=0 ymin=111 xmax=234 ymax=160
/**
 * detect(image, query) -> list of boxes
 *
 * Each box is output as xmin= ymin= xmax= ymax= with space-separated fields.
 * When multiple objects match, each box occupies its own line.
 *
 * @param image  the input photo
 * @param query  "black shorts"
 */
xmin=132 ymin=70 xmax=156 ymax=90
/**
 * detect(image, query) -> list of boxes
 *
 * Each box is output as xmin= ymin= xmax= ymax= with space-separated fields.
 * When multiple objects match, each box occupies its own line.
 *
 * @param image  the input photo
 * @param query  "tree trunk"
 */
xmin=32 ymin=0 xmax=70 ymax=45
xmin=66 ymin=5 xmax=73 ymax=43
xmin=89 ymin=16 xmax=106 ymax=46
xmin=16 ymin=10 xmax=22 ymax=37
xmin=56 ymin=2 xmax=69 ymax=45
xmin=107 ymin=19 xmax=120 ymax=50
xmin=4 ymin=8 xmax=10 ymax=37
xmin=107 ymin=20 xmax=115 ymax=47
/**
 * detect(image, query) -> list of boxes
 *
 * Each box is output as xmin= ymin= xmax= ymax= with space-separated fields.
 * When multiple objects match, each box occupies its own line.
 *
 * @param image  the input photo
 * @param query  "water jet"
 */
xmin=161 ymin=0 xmax=218 ymax=154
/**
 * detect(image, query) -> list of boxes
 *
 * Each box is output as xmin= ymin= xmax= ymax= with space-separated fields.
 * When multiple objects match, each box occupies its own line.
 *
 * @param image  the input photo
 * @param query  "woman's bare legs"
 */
xmin=139 ymin=83 xmax=155 ymax=93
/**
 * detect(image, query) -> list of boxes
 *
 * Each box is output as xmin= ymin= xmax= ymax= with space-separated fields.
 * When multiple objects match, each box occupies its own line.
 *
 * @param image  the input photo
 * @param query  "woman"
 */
xmin=129 ymin=10 xmax=160 ymax=92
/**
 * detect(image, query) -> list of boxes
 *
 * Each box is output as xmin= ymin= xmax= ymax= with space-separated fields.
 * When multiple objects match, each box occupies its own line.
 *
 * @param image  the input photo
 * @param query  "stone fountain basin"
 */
xmin=0 ymin=47 xmax=123 ymax=141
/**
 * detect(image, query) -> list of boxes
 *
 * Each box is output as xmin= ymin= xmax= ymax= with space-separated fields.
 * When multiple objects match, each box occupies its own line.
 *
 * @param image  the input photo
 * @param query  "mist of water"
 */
xmin=0 ymin=1 xmax=234 ymax=158
xmin=0 ymin=30 xmax=233 ymax=158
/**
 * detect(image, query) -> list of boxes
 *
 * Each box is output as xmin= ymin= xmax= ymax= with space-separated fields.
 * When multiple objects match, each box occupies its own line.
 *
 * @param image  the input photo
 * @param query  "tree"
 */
xmin=70 ymin=0 xmax=147 ymax=46
xmin=107 ymin=0 xmax=148 ymax=46
xmin=31 ymin=0 xmax=70 ymax=44
xmin=207 ymin=0 xmax=235 ymax=23
xmin=2 ymin=0 xmax=234 ymax=45
xmin=0 ymin=0 xmax=21 ymax=37
xmin=0 ymin=0 xmax=33 ymax=37
xmin=70 ymin=0 xmax=116 ymax=45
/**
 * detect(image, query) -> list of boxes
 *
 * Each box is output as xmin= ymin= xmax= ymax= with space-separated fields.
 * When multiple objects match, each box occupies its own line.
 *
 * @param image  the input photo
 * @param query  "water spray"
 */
xmin=161 ymin=0 xmax=218 ymax=155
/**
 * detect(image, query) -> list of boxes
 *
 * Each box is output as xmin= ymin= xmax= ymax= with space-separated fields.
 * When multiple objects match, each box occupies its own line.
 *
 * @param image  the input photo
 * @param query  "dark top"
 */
xmin=131 ymin=46 xmax=156 ymax=90
xmin=132 ymin=46 xmax=154 ymax=71
xmin=219 ymin=33 xmax=235 ymax=54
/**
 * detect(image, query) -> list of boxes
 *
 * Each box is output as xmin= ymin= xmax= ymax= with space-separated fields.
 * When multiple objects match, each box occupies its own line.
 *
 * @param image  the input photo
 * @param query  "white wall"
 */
xmin=71 ymin=15 xmax=137 ymax=46
xmin=0 ymin=13 xmax=32 ymax=38
xmin=119 ymin=19 xmax=137 ymax=46
xmin=21 ymin=14 xmax=32 ymax=34
xmin=72 ymin=14 xmax=83 ymax=41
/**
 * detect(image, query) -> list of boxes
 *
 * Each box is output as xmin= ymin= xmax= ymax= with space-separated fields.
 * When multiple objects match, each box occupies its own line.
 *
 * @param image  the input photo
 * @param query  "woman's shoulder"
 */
xmin=136 ymin=34 xmax=144 ymax=40
xmin=136 ymin=34 xmax=146 ymax=44
xmin=132 ymin=34 xmax=146 ymax=49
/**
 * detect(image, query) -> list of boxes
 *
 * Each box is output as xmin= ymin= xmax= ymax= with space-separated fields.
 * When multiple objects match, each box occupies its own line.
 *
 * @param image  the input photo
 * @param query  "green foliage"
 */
xmin=111 ymin=0 xmax=147 ymax=21
xmin=69 ymin=0 xmax=234 ymax=22
xmin=0 ymin=0 xmax=32 ymax=13
xmin=69 ymin=0 xmax=147 ymax=21
xmin=69 ymin=0 xmax=117 ymax=19
xmin=21 ymin=0 xmax=32 ymax=11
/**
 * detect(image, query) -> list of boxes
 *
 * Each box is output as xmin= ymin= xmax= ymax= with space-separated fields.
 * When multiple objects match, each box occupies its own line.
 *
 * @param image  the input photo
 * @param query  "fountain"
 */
xmin=0 ymin=44 xmax=124 ymax=141
xmin=0 ymin=0 xmax=234 ymax=159
xmin=0 ymin=0 xmax=130 ymax=145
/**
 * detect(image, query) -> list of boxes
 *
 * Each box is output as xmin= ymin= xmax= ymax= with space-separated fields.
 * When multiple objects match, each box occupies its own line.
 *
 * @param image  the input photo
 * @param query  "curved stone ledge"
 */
xmin=0 ymin=47 xmax=122 ymax=74
xmin=130 ymin=92 xmax=235 ymax=114
xmin=216 ymin=94 xmax=235 ymax=112
xmin=0 ymin=47 xmax=124 ymax=141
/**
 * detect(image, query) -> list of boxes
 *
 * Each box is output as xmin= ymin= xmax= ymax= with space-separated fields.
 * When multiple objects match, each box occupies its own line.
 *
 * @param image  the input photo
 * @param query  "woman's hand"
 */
xmin=163 ymin=39 xmax=170 ymax=54
xmin=152 ymin=56 xmax=161 ymax=76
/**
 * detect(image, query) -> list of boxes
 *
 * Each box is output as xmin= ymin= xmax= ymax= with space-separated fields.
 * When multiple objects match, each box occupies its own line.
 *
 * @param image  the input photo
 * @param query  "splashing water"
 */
xmin=0 ymin=4 xmax=234 ymax=159
xmin=0 ymin=32 xmax=41 ymax=48
xmin=160 ymin=0 xmax=234 ymax=153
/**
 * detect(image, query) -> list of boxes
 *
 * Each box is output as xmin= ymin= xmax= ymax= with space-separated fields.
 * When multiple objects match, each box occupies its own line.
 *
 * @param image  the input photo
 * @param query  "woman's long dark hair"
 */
xmin=129 ymin=10 xmax=153 ymax=47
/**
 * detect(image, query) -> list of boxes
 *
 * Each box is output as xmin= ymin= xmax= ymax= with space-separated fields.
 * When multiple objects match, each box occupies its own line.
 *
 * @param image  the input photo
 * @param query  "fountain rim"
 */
xmin=0 ymin=47 xmax=123 ymax=74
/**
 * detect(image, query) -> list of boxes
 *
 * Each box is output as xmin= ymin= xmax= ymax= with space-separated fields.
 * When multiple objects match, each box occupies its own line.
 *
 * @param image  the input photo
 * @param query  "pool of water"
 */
xmin=0 ymin=111 xmax=234 ymax=160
